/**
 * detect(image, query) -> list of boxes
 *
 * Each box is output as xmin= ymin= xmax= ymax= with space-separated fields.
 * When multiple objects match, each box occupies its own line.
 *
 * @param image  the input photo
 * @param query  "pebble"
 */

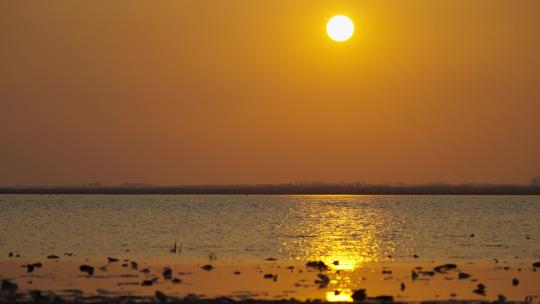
xmin=155 ymin=291 xmax=167 ymax=303
xmin=163 ymin=267 xmax=173 ymax=279
xmin=1 ymin=279 xmax=18 ymax=292
xmin=201 ymin=264 xmax=214 ymax=271
xmin=473 ymin=283 xmax=486 ymax=296
xmin=351 ymin=289 xmax=367 ymax=302
xmin=306 ymin=261 xmax=328 ymax=271
xmin=79 ymin=265 xmax=94 ymax=276
xmin=434 ymin=263 xmax=457 ymax=273
xmin=458 ymin=272 xmax=471 ymax=279
xmin=316 ymin=274 xmax=329 ymax=287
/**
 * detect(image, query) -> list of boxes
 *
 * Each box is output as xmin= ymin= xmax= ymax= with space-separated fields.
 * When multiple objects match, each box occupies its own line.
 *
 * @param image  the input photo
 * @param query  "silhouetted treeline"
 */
xmin=1 ymin=183 xmax=540 ymax=195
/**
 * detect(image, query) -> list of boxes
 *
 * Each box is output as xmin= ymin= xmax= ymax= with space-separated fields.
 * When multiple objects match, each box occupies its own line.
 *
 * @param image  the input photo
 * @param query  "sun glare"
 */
xmin=326 ymin=15 xmax=354 ymax=42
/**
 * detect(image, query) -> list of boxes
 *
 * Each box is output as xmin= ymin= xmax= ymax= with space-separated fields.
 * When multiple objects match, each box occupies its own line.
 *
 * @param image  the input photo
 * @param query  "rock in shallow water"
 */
xmin=155 ymin=291 xmax=167 ymax=303
xmin=351 ymin=289 xmax=366 ymax=302
xmin=458 ymin=272 xmax=471 ymax=279
xmin=433 ymin=263 xmax=457 ymax=273
xmin=306 ymin=261 xmax=328 ymax=271
xmin=1 ymin=279 xmax=18 ymax=292
xmin=163 ymin=267 xmax=172 ymax=279
xmin=79 ymin=265 xmax=94 ymax=276
xmin=201 ymin=264 xmax=214 ymax=271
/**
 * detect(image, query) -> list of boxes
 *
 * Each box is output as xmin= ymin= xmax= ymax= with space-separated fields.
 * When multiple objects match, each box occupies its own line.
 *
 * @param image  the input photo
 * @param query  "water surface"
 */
xmin=1 ymin=195 xmax=538 ymax=266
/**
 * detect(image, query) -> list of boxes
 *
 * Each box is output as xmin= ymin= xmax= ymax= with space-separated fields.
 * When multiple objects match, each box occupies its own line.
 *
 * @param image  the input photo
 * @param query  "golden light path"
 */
xmin=279 ymin=195 xmax=395 ymax=302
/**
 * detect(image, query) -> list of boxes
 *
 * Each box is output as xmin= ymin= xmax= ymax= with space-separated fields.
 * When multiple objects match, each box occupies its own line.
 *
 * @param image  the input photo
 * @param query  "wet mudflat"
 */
xmin=1 ymin=255 xmax=539 ymax=303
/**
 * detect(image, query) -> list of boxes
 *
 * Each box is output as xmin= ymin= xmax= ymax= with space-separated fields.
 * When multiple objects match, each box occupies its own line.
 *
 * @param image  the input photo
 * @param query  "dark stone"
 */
xmin=512 ymin=278 xmax=519 ymax=286
xmin=201 ymin=264 xmax=213 ymax=271
xmin=266 ymin=257 xmax=277 ymax=261
xmin=107 ymin=257 xmax=119 ymax=263
xmin=413 ymin=254 xmax=419 ymax=258
xmin=351 ymin=289 xmax=367 ymax=302
xmin=263 ymin=274 xmax=274 ymax=279
xmin=47 ymin=255 xmax=59 ymax=259
xmin=400 ymin=283 xmax=405 ymax=291
xmin=8 ymin=252 xmax=13 ymax=258
xmin=131 ymin=261 xmax=138 ymax=270
xmin=141 ymin=279 xmax=155 ymax=286
xmin=155 ymin=291 xmax=167 ymax=304
xmin=140 ymin=268 xmax=150 ymax=274
xmin=316 ymin=274 xmax=329 ymax=288
xmin=30 ymin=290 xmax=47 ymax=301
xmin=458 ymin=272 xmax=471 ymax=279
xmin=533 ymin=261 xmax=540 ymax=268
xmin=233 ymin=271 xmax=241 ymax=275
xmin=473 ymin=283 xmax=486 ymax=296
xmin=372 ymin=295 xmax=394 ymax=302
xmin=1 ymin=279 xmax=18 ymax=292
xmin=421 ymin=271 xmax=435 ymax=276
xmin=163 ymin=267 xmax=173 ymax=279
xmin=470 ymin=233 xmax=475 ymax=237
xmin=121 ymin=263 xmax=128 ymax=267
xmin=79 ymin=265 xmax=94 ymax=276
xmin=306 ymin=261 xmax=328 ymax=271
xmin=32 ymin=263 xmax=42 ymax=268
xmin=411 ymin=270 xmax=418 ymax=280
xmin=382 ymin=270 xmax=392 ymax=274
xmin=434 ymin=263 xmax=457 ymax=273
xmin=171 ymin=278 xmax=182 ymax=284
xmin=333 ymin=261 xmax=339 ymax=265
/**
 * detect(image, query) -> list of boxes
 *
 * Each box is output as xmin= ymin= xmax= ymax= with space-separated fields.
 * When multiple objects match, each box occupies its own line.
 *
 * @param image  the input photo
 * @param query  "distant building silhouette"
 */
xmin=531 ymin=176 xmax=540 ymax=187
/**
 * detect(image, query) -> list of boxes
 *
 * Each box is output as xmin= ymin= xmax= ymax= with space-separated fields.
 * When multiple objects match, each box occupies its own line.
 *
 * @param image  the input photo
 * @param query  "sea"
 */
xmin=1 ymin=195 xmax=539 ymax=266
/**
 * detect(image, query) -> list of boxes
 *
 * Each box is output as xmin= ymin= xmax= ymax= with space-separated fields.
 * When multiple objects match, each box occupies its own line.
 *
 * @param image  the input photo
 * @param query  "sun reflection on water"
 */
xmin=326 ymin=290 xmax=354 ymax=302
xmin=279 ymin=196 xmax=395 ymax=302
xmin=280 ymin=196 xmax=394 ymax=268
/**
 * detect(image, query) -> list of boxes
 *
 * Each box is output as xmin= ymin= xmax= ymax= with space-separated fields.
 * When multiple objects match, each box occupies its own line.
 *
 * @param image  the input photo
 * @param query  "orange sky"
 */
xmin=1 ymin=1 xmax=539 ymax=185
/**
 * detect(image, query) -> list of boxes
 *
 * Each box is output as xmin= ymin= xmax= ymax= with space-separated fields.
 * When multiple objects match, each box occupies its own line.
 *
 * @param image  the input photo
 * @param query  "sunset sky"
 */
xmin=1 ymin=1 xmax=539 ymax=186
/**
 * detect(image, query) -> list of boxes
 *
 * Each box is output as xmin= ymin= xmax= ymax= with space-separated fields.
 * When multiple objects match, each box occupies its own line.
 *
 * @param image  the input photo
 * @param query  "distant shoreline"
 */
xmin=1 ymin=184 xmax=540 ymax=195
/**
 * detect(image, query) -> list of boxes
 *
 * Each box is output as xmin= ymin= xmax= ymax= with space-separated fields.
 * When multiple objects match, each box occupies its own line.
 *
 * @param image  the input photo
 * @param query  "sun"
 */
xmin=326 ymin=15 xmax=354 ymax=42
